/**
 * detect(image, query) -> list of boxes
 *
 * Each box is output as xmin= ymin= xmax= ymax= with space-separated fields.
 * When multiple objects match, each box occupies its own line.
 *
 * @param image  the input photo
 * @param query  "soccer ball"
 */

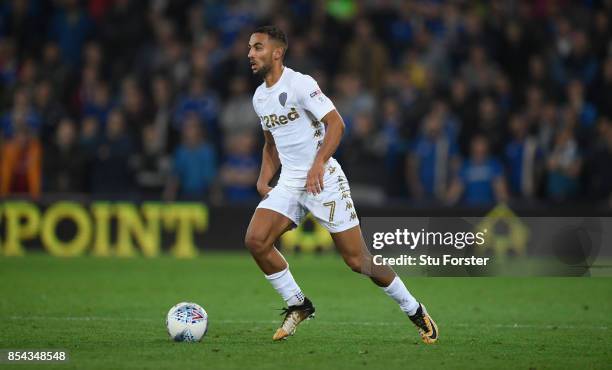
xmin=166 ymin=302 xmax=208 ymax=342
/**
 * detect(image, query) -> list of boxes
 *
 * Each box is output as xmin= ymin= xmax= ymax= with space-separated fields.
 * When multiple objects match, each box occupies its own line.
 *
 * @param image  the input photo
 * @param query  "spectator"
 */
xmin=593 ymin=57 xmax=612 ymax=119
xmin=1 ymin=88 xmax=41 ymax=138
xmin=34 ymin=79 xmax=65 ymax=143
xmin=401 ymin=67 xmax=438 ymax=132
xmin=498 ymin=20 xmax=532 ymax=89
xmin=536 ymin=102 xmax=559 ymax=154
xmin=379 ymin=97 xmax=407 ymax=193
xmin=186 ymin=3 xmax=207 ymax=44
xmin=82 ymin=81 xmax=114 ymax=130
xmin=551 ymin=28 xmax=598 ymax=87
xmin=0 ymin=124 xmax=41 ymax=197
xmin=150 ymin=75 xmax=175 ymax=152
xmin=133 ymin=125 xmax=170 ymax=198
xmin=0 ymin=38 xmax=19 ymax=92
xmin=43 ymin=118 xmax=86 ymax=193
xmin=410 ymin=22 xmax=450 ymax=82
xmin=332 ymin=74 xmax=375 ymax=133
xmin=504 ymin=114 xmax=542 ymax=198
xmin=165 ymin=114 xmax=216 ymax=200
xmin=90 ymin=109 xmax=135 ymax=196
xmin=173 ymin=78 xmax=220 ymax=141
xmin=136 ymin=17 xmax=177 ymax=78
xmin=82 ymin=41 xmax=105 ymax=73
xmin=430 ymin=99 xmax=460 ymax=143
xmin=342 ymin=19 xmax=389 ymax=94
xmin=220 ymin=133 xmax=258 ymax=202
xmin=49 ymin=0 xmax=93 ymax=67
xmin=447 ymin=135 xmax=508 ymax=206
xmin=475 ymin=95 xmax=505 ymax=156
xmin=99 ymin=0 xmax=148 ymax=78
xmin=80 ymin=115 xmax=100 ymax=156
xmin=379 ymin=98 xmax=404 ymax=155
xmin=492 ymin=74 xmax=513 ymax=114
xmin=16 ymin=57 xmax=38 ymax=91
xmin=460 ymin=45 xmax=500 ymax=93
xmin=285 ymin=36 xmax=318 ymax=75
xmin=82 ymin=40 xmax=106 ymax=77
xmin=523 ymin=85 xmax=545 ymax=128
xmin=585 ymin=118 xmax=612 ymax=203
xmin=527 ymin=55 xmax=554 ymax=97
xmin=159 ymin=37 xmax=190 ymax=89
xmin=449 ymin=77 xmax=477 ymax=140
xmin=79 ymin=115 xmax=99 ymax=192
xmin=120 ymin=76 xmax=150 ymax=141
xmin=400 ymin=49 xmax=429 ymax=92
xmin=73 ymin=64 xmax=100 ymax=119
xmin=407 ymin=111 xmax=460 ymax=201
xmin=189 ymin=43 xmax=210 ymax=82
xmin=389 ymin=2 xmax=414 ymax=59
xmin=38 ymin=41 xmax=68 ymax=96
xmin=343 ymin=112 xmax=386 ymax=204
xmin=219 ymin=76 xmax=258 ymax=138
xmin=1 ymin=0 xmax=44 ymax=59
xmin=546 ymin=128 xmax=581 ymax=201
xmin=591 ymin=11 xmax=611 ymax=60
xmin=566 ymin=79 xmax=597 ymax=130
xmin=212 ymin=35 xmax=249 ymax=95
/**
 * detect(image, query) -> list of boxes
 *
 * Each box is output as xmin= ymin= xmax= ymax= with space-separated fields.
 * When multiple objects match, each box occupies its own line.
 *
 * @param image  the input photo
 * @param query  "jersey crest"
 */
xmin=279 ymin=92 xmax=287 ymax=107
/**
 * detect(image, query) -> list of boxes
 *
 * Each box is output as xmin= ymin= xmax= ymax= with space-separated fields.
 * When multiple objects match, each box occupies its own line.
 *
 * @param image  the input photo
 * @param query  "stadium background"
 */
xmin=0 ymin=0 xmax=611 ymax=255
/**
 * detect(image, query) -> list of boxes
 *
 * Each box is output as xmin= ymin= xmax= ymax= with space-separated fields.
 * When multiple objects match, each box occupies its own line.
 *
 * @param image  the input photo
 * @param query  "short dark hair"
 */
xmin=253 ymin=25 xmax=288 ymax=50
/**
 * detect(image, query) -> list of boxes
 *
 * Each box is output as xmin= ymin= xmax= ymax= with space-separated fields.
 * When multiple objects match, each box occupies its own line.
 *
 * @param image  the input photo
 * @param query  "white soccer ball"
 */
xmin=166 ymin=302 xmax=208 ymax=342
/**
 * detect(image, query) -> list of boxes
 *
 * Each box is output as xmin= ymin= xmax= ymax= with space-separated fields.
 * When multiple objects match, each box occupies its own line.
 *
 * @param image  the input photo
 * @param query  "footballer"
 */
xmin=245 ymin=26 xmax=438 ymax=344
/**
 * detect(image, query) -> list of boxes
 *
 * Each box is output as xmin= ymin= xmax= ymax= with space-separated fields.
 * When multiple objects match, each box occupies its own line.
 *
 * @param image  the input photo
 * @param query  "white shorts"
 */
xmin=257 ymin=163 xmax=359 ymax=233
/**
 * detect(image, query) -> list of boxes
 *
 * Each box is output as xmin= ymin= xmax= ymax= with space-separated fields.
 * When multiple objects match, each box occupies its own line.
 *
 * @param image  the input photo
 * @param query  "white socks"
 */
xmin=265 ymin=267 xmax=305 ymax=306
xmin=382 ymin=276 xmax=420 ymax=316
xmin=265 ymin=269 xmax=417 ymax=315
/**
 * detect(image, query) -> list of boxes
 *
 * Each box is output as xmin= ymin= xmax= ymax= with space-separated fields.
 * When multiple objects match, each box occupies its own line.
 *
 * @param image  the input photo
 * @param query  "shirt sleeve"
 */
xmin=294 ymin=75 xmax=336 ymax=121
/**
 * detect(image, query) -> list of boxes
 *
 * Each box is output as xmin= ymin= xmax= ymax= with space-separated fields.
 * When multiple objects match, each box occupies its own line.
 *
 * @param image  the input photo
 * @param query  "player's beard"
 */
xmin=254 ymin=63 xmax=271 ymax=79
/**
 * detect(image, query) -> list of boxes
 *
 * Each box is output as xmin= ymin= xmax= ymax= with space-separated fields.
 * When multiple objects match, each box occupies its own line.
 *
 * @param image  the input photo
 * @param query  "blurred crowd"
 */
xmin=0 ymin=0 xmax=611 ymax=208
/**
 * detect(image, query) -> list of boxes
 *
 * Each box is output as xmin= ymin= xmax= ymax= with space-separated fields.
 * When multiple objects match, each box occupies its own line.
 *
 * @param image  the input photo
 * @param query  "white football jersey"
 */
xmin=252 ymin=66 xmax=337 ymax=189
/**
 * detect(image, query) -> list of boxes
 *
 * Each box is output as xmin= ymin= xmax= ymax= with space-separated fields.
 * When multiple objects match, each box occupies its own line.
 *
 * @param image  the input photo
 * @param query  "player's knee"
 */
xmin=244 ymin=233 xmax=270 ymax=256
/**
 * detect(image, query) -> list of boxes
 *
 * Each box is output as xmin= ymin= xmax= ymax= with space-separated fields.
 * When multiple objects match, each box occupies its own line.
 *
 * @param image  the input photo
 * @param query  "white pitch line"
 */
xmin=2 ymin=316 xmax=609 ymax=331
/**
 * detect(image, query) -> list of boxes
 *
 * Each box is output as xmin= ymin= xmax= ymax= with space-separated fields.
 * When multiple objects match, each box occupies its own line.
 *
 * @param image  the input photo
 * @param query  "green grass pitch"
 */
xmin=1 ymin=253 xmax=611 ymax=369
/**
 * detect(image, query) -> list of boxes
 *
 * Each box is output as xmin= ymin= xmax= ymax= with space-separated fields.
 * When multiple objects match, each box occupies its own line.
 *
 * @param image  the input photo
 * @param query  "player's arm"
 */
xmin=307 ymin=110 xmax=345 ymax=194
xmin=257 ymin=130 xmax=280 ymax=196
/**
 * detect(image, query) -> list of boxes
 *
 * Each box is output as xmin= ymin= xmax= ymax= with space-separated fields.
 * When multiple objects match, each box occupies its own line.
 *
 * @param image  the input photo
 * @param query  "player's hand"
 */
xmin=257 ymin=182 xmax=273 ymax=197
xmin=306 ymin=160 xmax=325 ymax=195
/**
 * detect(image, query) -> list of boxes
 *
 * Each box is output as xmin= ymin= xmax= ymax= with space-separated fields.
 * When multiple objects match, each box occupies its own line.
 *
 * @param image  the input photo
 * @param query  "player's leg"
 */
xmin=305 ymin=163 xmax=438 ymax=343
xmin=245 ymin=188 xmax=315 ymax=340
xmin=330 ymin=225 xmax=438 ymax=344
xmin=245 ymin=207 xmax=309 ymax=308
xmin=330 ymin=225 xmax=419 ymax=312
xmin=244 ymin=207 xmax=293 ymax=275
xmin=329 ymin=224 xmax=396 ymax=286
